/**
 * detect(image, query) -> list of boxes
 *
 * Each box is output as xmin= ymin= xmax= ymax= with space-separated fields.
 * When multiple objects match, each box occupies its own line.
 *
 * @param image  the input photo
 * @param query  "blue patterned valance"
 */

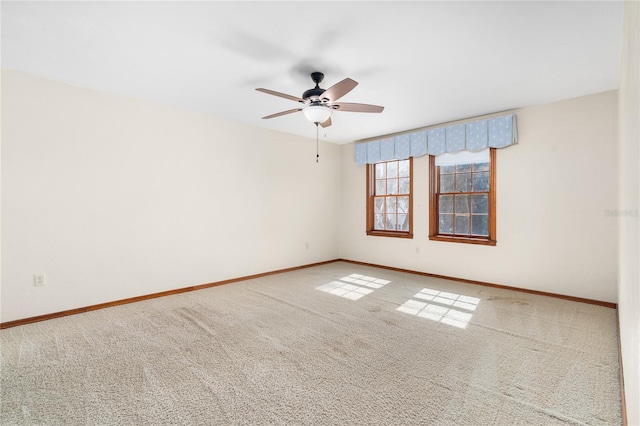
xmin=354 ymin=114 xmax=518 ymax=165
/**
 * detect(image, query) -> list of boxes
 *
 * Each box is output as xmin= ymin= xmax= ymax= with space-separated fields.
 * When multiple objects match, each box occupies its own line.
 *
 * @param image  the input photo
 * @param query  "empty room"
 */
xmin=1 ymin=1 xmax=638 ymax=425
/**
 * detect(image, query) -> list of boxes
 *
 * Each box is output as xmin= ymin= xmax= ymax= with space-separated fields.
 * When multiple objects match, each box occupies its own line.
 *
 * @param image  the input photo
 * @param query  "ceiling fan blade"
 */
xmin=256 ymin=88 xmax=304 ymax=103
xmin=320 ymin=116 xmax=332 ymax=128
xmin=320 ymin=78 xmax=358 ymax=102
xmin=262 ymin=108 xmax=302 ymax=119
xmin=332 ymin=102 xmax=384 ymax=113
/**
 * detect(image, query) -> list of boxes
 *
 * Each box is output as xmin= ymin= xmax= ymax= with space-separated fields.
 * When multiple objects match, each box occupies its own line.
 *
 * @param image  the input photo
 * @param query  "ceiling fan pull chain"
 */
xmin=316 ymin=123 xmax=319 ymax=163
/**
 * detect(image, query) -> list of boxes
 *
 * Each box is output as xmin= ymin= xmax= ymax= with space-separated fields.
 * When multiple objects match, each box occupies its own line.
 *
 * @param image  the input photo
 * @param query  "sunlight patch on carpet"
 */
xmin=397 ymin=288 xmax=480 ymax=329
xmin=316 ymin=273 xmax=391 ymax=300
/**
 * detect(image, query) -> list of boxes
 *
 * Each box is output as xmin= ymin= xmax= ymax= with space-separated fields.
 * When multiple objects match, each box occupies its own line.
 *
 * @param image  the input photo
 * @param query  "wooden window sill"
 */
xmin=429 ymin=235 xmax=496 ymax=246
xmin=367 ymin=230 xmax=414 ymax=239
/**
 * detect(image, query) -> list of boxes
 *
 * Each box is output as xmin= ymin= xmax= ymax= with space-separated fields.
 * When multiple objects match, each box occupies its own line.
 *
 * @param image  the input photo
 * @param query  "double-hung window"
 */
xmin=429 ymin=148 xmax=496 ymax=245
xmin=366 ymin=159 xmax=413 ymax=238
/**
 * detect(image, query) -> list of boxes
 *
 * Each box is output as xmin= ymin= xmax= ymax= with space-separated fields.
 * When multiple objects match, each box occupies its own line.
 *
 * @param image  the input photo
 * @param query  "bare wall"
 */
xmin=339 ymin=91 xmax=618 ymax=304
xmin=617 ymin=1 xmax=640 ymax=424
xmin=1 ymin=70 xmax=341 ymax=323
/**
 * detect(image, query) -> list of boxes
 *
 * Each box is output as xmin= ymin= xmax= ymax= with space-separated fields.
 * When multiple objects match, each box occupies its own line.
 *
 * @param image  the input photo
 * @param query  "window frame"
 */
xmin=366 ymin=158 xmax=414 ymax=239
xmin=429 ymin=148 xmax=496 ymax=246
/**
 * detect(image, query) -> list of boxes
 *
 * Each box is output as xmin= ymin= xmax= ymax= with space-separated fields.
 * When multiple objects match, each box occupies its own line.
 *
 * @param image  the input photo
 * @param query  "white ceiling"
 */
xmin=1 ymin=1 xmax=624 ymax=144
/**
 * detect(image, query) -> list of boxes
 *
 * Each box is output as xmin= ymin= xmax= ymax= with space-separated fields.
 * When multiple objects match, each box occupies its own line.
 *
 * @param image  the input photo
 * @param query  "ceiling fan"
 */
xmin=256 ymin=72 xmax=384 ymax=128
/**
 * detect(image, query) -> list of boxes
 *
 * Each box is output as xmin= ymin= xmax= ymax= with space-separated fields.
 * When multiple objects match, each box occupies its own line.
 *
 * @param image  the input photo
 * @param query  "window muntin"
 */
xmin=367 ymin=159 xmax=413 ymax=238
xmin=429 ymin=149 xmax=496 ymax=245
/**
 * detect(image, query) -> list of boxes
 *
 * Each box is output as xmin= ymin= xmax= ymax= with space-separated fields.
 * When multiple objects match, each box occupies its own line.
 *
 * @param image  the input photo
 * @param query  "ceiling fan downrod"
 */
xmin=303 ymin=72 xmax=326 ymax=100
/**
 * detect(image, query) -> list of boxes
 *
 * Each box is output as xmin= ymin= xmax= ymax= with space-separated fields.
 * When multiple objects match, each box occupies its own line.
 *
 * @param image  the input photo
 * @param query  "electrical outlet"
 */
xmin=34 ymin=274 xmax=45 ymax=287
xmin=305 ymin=242 xmax=309 ymax=250
xmin=415 ymin=247 xmax=420 ymax=254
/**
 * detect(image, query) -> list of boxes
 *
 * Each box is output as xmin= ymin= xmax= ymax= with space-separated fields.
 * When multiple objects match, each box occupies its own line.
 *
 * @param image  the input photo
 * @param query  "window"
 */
xmin=429 ymin=149 xmax=496 ymax=245
xmin=367 ymin=158 xmax=413 ymax=238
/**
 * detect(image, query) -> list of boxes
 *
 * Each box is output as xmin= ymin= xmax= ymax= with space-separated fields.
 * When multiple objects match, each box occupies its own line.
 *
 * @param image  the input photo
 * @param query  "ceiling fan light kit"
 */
xmin=303 ymin=105 xmax=332 ymax=124
xmin=256 ymin=72 xmax=384 ymax=128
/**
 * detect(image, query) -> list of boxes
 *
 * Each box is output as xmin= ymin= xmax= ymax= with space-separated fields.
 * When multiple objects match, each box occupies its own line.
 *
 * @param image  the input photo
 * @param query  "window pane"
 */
xmin=398 ymin=160 xmax=410 ymax=177
xmin=440 ymin=174 xmax=454 ymax=193
xmin=386 ymin=214 xmax=396 ymax=229
xmin=454 ymin=195 xmax=470 ymax=214
xmin=374 ymin=214 xmax=385 ymax=230
xmin=374 ymin=198 xmax=384 ymax=214
xmin=440 ymin=165 xmax=455 ymax=174
xmin=439 ymin=195 xmax=453 ymax=213
xmin=472 ymin=215 xmax=489 ymax=236
xmin=456 ymin=173 xmax=471 ymax=192
xmin=474 ymin=162 xmax=489 ymax=172
xmin=455 ymin=215 xmax=470 ymax=235
xmin=457 ymin=163 xmax=472 ymax=173
xmin=386 ymin=196 xmax=397 ymax=213
xmin=387 ymin=179 xmax=398 ymax=195
xmin=471 ymin=194 xmax=488 ymax=214
xmin=375 ymin=163 xmax=386 ymax=179
xmin=387 ymin=161 xmax=398 ymax=178
xmin=398 ymin=214 xmax=408 ymax=231
xmin=398 ymin=196 xmax=409 ymax=213
xmin=439 ymin=214 xmax=453 ymax=234
xmin=376 ymin=180 xmax=386 ymax=195
xmin=398 ymin=178 xmax=409 ymax=194
xmin=472 ymin=172 xmax=490 ymax=192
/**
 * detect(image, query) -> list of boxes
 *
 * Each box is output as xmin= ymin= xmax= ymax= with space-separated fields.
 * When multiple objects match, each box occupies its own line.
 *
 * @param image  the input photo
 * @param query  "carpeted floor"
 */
xmin=1 ymin=261 xmax=622 ymax=425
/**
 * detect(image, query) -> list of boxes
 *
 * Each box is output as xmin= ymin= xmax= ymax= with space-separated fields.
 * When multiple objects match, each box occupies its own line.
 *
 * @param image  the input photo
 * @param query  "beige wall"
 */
xmin=340 ymin=91 xmax=619 ymax=303
xmin=618 ymin=2 xmax=640 ymax=424
xmin=0 ymin=74 xmax=622 ymax=312
xmin=1 ymin=70 xmax=341 ymax=322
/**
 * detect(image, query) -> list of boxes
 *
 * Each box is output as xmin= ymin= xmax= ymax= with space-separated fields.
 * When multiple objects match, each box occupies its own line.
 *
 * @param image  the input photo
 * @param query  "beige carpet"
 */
xmin=1 ymin=261 xmax=622 ymax=425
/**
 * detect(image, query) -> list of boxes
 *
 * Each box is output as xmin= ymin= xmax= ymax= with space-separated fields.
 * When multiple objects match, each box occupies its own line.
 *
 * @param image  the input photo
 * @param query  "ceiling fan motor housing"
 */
xmin=302 ymin=87 xmax=325 ymax=101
